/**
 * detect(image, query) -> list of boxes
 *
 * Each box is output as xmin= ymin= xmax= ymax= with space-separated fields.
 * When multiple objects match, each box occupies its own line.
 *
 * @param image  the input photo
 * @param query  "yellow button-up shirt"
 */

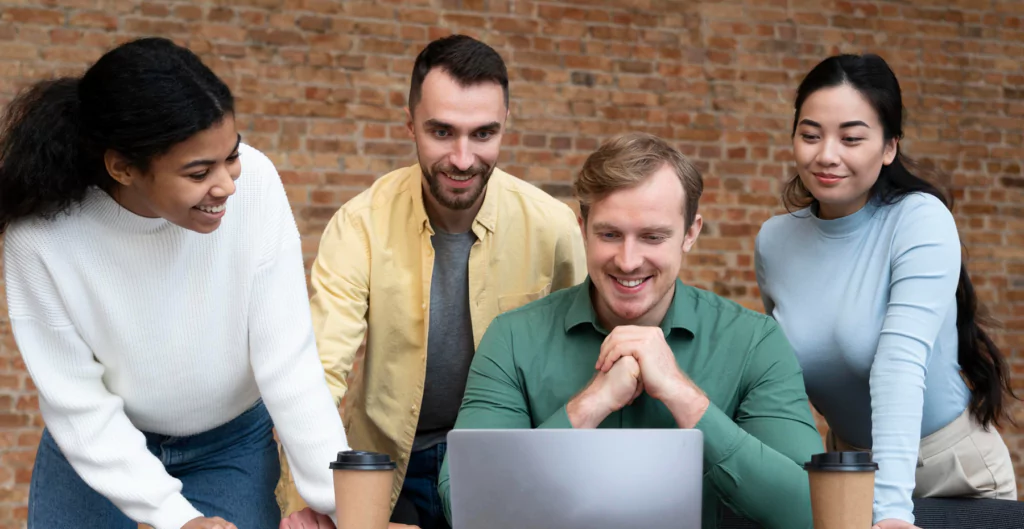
xmin=276 ymin=164 xmax=586 ymax=514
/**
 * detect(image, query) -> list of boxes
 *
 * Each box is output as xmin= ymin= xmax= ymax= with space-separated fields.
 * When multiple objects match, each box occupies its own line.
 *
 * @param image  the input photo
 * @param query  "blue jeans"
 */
xmin=391 ymin=442 xmax=451 ymax=529
xmin=28 ymin=400 xmax=281 ymax=529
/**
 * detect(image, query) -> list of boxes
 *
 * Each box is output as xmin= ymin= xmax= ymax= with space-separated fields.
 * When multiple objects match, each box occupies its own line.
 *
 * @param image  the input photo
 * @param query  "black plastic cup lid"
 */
xmin=804 ymin=451 xmax=879 ymax=472
xmin=330 ymin=450 xmax=396 ymax=471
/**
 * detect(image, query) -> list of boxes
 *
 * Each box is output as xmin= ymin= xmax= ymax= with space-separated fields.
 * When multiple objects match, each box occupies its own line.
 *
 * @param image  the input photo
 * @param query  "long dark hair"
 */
xmin=0 ymin=37 xmax=234 ymax=233
xmin=784 ymin=54 xmax=1017 ymax=428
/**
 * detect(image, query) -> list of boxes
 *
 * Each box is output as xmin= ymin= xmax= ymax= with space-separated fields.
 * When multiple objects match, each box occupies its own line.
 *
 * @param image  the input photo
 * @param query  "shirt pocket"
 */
xmin=497 ymin=283 xmax=552 ymax=313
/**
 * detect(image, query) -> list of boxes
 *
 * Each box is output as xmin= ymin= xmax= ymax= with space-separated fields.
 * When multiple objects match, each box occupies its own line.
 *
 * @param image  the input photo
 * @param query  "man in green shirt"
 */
xmin=438 ymin=132 xmax=822 ymax=529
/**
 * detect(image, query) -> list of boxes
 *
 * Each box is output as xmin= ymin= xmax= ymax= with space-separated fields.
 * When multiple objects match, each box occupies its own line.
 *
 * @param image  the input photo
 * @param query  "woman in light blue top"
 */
xmin=756 ymin=54 xmax=1017 ymax=529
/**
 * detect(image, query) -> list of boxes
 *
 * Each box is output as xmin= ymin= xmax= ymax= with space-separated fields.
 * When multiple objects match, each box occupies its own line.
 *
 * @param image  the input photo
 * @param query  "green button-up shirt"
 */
xmin=439 ymin=278 xmax=822 ymax=529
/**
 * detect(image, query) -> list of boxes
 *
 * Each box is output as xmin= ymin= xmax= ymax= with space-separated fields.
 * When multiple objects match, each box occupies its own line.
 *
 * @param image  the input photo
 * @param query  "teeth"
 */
xmin=616 ymin=278 xmax=644 ymax=288
xmin=197 ymin=204 xmax=225 ymax=213
xmin=446 ymin=173 xmax=472 ymax=181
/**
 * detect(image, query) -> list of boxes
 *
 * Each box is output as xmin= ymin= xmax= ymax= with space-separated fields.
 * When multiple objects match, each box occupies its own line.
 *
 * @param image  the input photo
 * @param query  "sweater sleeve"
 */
xmin=245 ymin=152 xmax=350 ymax=518
xmin=869 ymin=198 xmax=962 ymax=524
xmin=3 ymin=229 xmax=203 ymax=529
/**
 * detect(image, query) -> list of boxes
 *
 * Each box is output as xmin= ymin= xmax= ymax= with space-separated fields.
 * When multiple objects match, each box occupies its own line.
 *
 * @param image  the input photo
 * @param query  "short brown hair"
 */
xmin=408 ymin=35 xmax=509 ymax=112
xmin=574 ymin=132 xmax=703 ymax=228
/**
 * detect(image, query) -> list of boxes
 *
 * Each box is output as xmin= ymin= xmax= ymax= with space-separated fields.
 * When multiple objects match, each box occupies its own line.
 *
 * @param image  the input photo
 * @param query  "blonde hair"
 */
xmin=574 ymin=132 xmax=703 ymax=228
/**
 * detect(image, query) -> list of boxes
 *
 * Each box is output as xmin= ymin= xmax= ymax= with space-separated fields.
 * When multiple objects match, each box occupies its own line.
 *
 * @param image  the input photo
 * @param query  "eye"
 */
xmin=599 ymin=232 xmax=619 ymax=240
xmin=800 ymin=133 xmax=819 ymax=141
xmin=432 ymin=129 xmax=450 ymax=138
xmin=643 ymin=234 xmax=666 ymax=243
xmin=187 ymin=171 xmax=209 ymax=181
xmin=474 ymin=130 xmax=495 ymax=140
xmin=226 ymin=151 xmax=241 ymax=161
xmin=843 ymin=137 xmax=864 ymax=143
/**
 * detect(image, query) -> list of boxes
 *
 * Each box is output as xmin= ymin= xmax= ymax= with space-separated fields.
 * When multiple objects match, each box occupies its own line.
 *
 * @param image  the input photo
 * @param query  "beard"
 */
xmin=421 ymin=159 xmax=495 ymax=211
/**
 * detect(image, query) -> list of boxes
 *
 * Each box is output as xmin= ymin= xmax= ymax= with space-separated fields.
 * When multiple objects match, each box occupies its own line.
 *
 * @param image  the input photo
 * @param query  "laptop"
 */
xmin=447 ymin=429 xmax=704 ymax=529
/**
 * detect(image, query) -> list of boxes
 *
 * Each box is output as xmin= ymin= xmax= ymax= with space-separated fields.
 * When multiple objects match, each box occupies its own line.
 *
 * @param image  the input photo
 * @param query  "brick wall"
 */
xmin=0 ymin=0 xmax=1022 ymax=526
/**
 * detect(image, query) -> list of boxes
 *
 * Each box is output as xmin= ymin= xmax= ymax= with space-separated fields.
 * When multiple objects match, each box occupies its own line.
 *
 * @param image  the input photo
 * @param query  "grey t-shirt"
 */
xmin=412 ymin=227 xmax=477 ymax=451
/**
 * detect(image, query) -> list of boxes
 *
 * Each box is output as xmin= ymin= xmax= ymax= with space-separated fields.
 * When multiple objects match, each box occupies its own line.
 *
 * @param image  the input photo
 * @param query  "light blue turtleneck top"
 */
xmin=755 ymin=192 xmax=970 ymax=524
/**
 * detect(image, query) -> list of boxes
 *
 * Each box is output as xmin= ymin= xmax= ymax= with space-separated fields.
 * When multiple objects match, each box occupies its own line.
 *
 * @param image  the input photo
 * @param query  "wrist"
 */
xmin=664 ymin=383 xmax=709 ymax=429
xmin=566 ymin=389 xmax=610 ymax=429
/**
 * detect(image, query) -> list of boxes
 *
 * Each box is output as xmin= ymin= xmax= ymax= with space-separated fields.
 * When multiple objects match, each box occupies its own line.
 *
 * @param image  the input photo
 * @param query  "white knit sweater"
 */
xmin=3 ymin=144 xmax=348 ymax=529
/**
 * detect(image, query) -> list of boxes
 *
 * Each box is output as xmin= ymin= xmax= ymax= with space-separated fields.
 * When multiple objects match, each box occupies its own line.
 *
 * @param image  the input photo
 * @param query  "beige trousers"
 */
xmin=827 ymin=409 xmax=1017 ymax=499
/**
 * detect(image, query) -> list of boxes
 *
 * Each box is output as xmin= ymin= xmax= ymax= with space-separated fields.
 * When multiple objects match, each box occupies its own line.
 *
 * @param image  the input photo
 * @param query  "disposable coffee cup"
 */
xmin=331 ymin=450 xmax=397 ymax=529
xmin=804 ymin=451 xmax=878 ymax=529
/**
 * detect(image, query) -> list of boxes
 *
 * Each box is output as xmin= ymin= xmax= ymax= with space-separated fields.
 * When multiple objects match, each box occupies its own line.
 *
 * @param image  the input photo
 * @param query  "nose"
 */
xmin=817 ymin=138 xmax=841 ymax=167
xmin=210 ymin=165 xmax=237 ymax=198
xmin=449 ymin=138 xmax=474 ymax=172
xmin=613 ymin=237 xmax=644 ymax=274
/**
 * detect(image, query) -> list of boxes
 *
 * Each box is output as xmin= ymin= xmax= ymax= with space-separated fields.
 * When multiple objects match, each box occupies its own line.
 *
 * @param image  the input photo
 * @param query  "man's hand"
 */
xmin=873 ymin=519 xmax=921 ymax=529
xmin=595 ymin=325 xmax=709 ymax=428
xmin=566 ymin=355 xmax=643 ymax=429
xmin=280 ymin=508 xmax=421 ymax=529
xmin=279 ymin=508 xmax=334 ymax=529
xmin=182 ymin=517 xmax=237 ymax=529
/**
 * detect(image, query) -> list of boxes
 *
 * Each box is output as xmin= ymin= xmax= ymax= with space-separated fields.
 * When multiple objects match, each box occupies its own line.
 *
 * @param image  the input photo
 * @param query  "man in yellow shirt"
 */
xmin=279 ymin=35 xmax=585 ymax=529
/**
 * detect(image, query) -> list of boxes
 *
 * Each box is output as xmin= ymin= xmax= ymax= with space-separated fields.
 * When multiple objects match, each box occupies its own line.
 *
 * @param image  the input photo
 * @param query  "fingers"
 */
xmin=597 ymin=327 xmax=638 ymax=370
xmin=598 ymin=326 xmax=660 ymax=371
xmin=629 ymin=375 xmax=644 ymax=404
xmin=598 ymin=340 xmax=644 ymax=372
xmin=279 ymin=514 xmax=299 ymax=529
xmin=316 ymin=512 xmax=335 ymax=528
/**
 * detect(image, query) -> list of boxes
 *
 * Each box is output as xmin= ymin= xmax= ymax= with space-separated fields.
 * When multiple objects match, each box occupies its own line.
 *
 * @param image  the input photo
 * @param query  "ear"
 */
xmin=577 ymin=212 xmax=587 ymax=249
xmin=103 ymin=150 xmax=135 ymax=187
xmin=882 ymin=137 xmax=898 ymax=166
xmin=405 ymin=107 xmax=415 ymax=138
xmin=682 ymin=214 xmax=703 ymax=253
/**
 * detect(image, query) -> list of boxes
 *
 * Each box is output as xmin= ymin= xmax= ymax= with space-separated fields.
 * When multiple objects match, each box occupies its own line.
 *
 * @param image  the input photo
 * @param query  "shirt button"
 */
xmin=421 ymin=303 xmax=426 ymax=310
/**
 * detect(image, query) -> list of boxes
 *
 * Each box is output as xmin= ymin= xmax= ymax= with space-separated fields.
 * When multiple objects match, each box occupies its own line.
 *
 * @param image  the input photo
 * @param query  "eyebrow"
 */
xmin=590 ymin=221 xmax=675 ymax=234
xmin=798 ymin=118 xmax=870 ymax=129
xmin=179 ymin=134 xmax=242 ymax=171
xmin=424 ymin=119 xmax=502 ymax=132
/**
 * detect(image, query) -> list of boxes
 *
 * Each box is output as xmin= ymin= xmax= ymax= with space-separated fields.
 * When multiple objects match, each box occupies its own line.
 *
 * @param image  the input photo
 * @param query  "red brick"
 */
xmin=69 ymin=11 xmax=118 ymax=30
xmin=493 ymin=17 xmax=539 ymax=33
xmin=124 ymin=18 xmax=188 ymax=35
xmin=439 ymin=13 xmax=485 ymax=28
xmin=343 ymin=3 xmax=395 ymax=19
xmin=2 ymin=8 xmax=63 ymax=26
xmin=247 ymin=29 xmax=306 ymax=47
xmin=239 ymin=10 xmax=267 ymax=25
xmin=41 ymin=46 xmax=102 ymax=64
xmin=399 ymin=9 xmax=439 ymax=25
xmin=297 ymin=15 xmax=332 ymax=32
xmin=208 ymin=7 xmax=234 ymax=22
xmin=174 ymin=5 xmax=203 ymax=19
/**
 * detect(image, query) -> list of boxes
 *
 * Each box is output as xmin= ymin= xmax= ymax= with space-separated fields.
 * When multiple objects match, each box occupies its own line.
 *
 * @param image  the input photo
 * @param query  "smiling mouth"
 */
xmin=612 ymin=276 xmax=651 ymax=288
xmin=442 ymin=172 xmax=474 ymax=182
xmin=196 ymin=203 xmax=226 ymax=214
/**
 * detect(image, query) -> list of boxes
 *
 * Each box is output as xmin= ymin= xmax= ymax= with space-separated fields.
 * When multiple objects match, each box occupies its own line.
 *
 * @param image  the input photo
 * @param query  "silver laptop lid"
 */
xmin=448 ymin=429 xmax=703 ymax=529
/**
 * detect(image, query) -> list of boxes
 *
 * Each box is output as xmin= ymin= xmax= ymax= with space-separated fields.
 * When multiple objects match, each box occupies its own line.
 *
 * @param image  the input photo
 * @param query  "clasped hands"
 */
xmin=567 ymin=326 xmax=709 ymax=429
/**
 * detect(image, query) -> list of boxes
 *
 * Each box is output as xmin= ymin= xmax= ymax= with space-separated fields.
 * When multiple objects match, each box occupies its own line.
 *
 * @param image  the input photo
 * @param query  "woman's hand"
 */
xmin=182 ymin=517 xmax=237 ymax=529
xmin=872 ymin=519 xmax=921 ymax=529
